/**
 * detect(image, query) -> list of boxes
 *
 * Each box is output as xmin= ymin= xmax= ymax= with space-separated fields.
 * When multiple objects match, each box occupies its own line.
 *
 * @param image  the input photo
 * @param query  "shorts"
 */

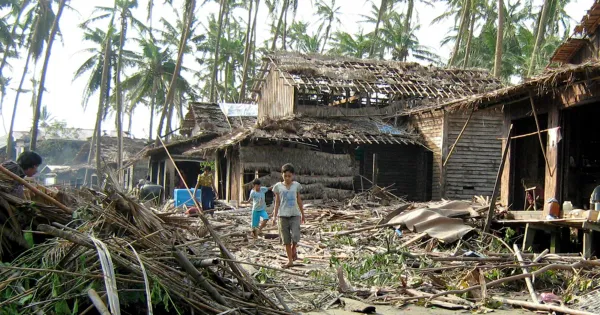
xmin=251 ymin=209 xmax=269 ymax=228
xmin=279 ymin=216 xmax=301 ymax=245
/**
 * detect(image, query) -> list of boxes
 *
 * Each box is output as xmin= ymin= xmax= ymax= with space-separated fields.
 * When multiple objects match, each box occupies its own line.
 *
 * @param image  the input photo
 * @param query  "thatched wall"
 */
xmin=239 ymin=145 xmax=358 ymax=200
xmin=239 ymin=146 xmax=356 ymax=177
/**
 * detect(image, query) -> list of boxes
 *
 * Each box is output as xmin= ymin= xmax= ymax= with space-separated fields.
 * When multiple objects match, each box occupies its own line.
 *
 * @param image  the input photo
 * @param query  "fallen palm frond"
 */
xmin=0 ymin=175 xmax=286 ymax=314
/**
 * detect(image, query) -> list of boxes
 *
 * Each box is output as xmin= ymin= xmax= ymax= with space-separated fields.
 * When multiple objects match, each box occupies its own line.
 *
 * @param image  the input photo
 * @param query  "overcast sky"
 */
xmin=0 ymin=0 xmax=594 ymax=139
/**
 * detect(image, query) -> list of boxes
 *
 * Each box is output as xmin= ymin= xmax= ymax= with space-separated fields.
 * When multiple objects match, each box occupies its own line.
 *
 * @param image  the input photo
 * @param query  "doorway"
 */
xmin=510 ymin=115 xmax=548 ymax=209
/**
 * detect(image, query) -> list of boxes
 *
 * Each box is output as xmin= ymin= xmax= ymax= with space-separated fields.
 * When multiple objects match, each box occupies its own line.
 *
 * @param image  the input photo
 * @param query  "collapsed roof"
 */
xmin=253 ymin=52 xmax=502 ymax=110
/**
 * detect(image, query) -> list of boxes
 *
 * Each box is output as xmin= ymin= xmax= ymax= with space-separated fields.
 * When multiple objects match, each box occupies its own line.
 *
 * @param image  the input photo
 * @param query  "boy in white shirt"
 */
xmin=272 ymin=163 xmax=305 ymax=268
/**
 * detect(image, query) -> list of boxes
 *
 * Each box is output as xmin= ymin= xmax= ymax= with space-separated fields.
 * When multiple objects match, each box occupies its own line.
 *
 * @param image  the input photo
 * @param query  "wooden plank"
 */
xmin=583 ymin=231 xmax=593 ymax=259
xmin=484 ymin=124 xmax=513 ymax=232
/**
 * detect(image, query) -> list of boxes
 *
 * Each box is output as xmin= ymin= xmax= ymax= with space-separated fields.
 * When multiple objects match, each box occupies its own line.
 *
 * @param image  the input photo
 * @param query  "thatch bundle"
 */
xmin=0 ymin=177 xmax=287 ymax=314
xmin=240 ymin=145 xmax=357 ymax=177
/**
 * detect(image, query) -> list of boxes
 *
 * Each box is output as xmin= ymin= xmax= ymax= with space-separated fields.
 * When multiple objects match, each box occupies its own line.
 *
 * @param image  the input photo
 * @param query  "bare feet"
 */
xmin=251 ymin=229 xmax=258 ymax=239
xmin=282 ymin=262 xmax=294 ymax=268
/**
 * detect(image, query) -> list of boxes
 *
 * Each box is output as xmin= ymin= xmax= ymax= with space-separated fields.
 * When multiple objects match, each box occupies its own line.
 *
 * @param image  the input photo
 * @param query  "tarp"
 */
xmin=218 ymin=103 xmax=258 ymax=117
xmin=389 ymin=201 xmax=477 ymax=243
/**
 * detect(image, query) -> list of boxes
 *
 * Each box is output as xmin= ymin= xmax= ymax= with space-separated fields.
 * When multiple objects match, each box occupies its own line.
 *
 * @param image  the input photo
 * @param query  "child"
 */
xmin=272 ymin=163 xmax=305 ymax=268
xmin=248 ymin=179 xmax=271 ymax=238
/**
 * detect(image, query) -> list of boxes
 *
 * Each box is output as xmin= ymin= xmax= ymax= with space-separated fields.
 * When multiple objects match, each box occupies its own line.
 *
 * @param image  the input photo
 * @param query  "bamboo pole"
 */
xmin=87 ymin=289 xmax=111 ymax=315
xmin=0 ymin=164 xmax=72 ymax=214
xmin=173 ymin=250 xmax=229 ymax=307
xmin=529 ymin=92 xmax=552 ymax=176
xmin=491 ymin=296 xmax=596 ymax=315
xmin=513 ymin=244 xmax=539 ymax=303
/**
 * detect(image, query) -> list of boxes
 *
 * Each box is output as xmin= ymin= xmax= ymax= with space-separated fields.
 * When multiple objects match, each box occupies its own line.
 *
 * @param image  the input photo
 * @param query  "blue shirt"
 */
xmin=249 ymin=187 xmax=269 ymax=211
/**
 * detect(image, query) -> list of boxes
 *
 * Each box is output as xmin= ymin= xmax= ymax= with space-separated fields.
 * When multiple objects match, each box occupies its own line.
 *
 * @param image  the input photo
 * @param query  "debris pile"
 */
xmin=216 ymin=197 xmax=600 ymax=314
xmin=0 ymin=179 xmax=286 ymax=314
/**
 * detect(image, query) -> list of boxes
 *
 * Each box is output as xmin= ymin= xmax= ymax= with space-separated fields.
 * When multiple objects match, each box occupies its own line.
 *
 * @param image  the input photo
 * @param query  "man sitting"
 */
xmin=0 ymin=151 xmax=43 ymax=198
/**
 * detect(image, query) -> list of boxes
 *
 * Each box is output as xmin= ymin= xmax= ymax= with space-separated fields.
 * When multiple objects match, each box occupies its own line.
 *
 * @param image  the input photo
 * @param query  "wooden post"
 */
xmin=514 ymin=244 xmax=540 ymax=304
xmin=544 ymin=105 xmax=561 ymax=202
xmin=583 ymin=230 xmax=593 ymax=259
xmin=372 ymin=153 xmax=378 ymax=187
xmin=500 ymin=108 xmax=512 ymax=207
xmin=225 ymin=151 xmax=231 ymax=201
xmin=484 ymin=124 xmax=513 ymax=232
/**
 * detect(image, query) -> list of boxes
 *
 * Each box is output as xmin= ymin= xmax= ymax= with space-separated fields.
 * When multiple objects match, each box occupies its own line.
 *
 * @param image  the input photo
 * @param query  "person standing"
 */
xmin=247 ymin=179 xmax=272 ymax=238
xmin=272 ymin=163 xmax=305 ymax=268
xmin=195 ymin=166 xmax=217 ymax=211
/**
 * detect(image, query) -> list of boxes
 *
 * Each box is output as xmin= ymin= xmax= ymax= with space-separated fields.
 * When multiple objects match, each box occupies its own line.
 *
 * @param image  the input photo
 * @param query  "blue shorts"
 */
xmin=252 ymin=209 xmax=269 ymax=228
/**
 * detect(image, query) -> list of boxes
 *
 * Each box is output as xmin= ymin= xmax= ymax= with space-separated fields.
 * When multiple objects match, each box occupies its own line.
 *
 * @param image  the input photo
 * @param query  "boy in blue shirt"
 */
xmin=248 ymin=179 xmax=272 ymax=238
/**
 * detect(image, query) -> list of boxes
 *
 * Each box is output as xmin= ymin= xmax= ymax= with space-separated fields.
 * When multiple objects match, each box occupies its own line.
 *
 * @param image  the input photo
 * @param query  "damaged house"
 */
xmin=144 ymin=102 xmax=256 ymax=198
xmin=182 ymin=52 xmax=503 ymax=202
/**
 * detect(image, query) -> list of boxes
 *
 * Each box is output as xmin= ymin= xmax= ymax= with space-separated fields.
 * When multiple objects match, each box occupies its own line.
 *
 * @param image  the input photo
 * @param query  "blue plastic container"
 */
xmin=174 ymin=189 xmax=201 ymax=207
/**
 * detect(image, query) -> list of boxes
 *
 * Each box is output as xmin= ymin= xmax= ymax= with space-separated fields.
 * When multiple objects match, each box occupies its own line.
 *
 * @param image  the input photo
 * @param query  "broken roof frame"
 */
xmin=251 ymin=52 xmax=502 ymax=107
xmin=397 ymin=60 xmax=600 ymax=116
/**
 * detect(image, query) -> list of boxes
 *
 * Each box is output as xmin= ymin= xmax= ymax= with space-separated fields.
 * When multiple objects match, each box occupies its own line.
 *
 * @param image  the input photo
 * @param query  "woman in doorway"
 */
xmin=194 ymin=166 xmax=217 ymax=211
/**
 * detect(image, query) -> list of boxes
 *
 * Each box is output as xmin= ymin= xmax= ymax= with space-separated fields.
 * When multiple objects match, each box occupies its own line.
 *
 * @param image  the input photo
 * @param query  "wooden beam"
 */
xmin=443 ymin=108 xmax=474 ymax=167
xmin=485 ymin=124 xmax=513 ymax=232
xmin=500 ymin=107 xmax=512 ymax=207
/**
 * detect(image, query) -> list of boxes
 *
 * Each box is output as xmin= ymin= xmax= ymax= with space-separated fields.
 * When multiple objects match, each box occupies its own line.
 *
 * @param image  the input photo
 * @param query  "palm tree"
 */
xmin=209 ymin=0 xmax=227 ymax=102
xmin=380 ymin=12 xmax=440 ymax=63
xmin=527 ymin=0 xmax=551 ymax=77
xmin=366 ymin=0 xmax=391 ymax=58
xmin=239 ymin=0 xmax=259 ymax=102
xmin=6 ymin=0 xmax=54 ymax=159
xmin=122 ymin=36 xmax=196 ymax=141
xmin=330 ymin=30 xmax=371 ymax=58
xmin=157 ymin=0 xmax=196 ymax=142
xmin=493 ymin=0 xmax=504 ymax=77
xmin=30 ymin=0 xmax=68 ymax=151
xmin=315 ymin=0 xmax=341 ymax=53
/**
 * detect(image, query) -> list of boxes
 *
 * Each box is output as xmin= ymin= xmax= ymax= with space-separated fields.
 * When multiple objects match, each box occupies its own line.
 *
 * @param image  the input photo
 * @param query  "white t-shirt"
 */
xmin=272 ymin=181 xmax=302 ymax=217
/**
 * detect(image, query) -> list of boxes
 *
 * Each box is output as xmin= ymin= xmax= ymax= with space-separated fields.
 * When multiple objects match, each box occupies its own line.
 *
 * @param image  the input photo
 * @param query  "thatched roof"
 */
xmin=182 ymin=116 xmax=423 ymax=157
xmin=575 ymin=0 xmax=600 ymax=35
xmin=254 ymin=52 xmax=501 ymax=103
xmin=143 ymin=132 xmax=221 ymax=158
xmin=180 ymin=102 xmax=256 ymax=136
xmin=73 ymin=136 xmax=148 ymax=165
xmin=400 ymin=61 xmax=600 ymax=115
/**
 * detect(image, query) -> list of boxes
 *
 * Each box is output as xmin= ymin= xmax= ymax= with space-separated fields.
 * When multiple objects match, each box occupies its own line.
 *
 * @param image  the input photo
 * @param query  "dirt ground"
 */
xmin=306 ymin=297 xmax=532 ymax=314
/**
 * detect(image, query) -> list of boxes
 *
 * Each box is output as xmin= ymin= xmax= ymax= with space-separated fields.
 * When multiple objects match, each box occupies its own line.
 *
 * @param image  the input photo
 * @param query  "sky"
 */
xmin=0 ymin=0 xmax=595 ymax=140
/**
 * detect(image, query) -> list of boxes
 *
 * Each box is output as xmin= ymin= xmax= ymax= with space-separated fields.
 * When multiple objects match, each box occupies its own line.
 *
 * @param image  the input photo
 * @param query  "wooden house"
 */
xmin=181 ymin=52 xmax=503 ymax=202
xmin=145 ymin=102 xmax=256 ymax=198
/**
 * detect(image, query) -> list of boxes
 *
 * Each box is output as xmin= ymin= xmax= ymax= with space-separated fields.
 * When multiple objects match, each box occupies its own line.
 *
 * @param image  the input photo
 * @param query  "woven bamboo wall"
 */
xmin=258 ymin=68 xmax=295 ymax=123
xmin=444 ymin=109 xmax=503 ymax=200
xmin=410 ymin=112 xmax=445 ymax=200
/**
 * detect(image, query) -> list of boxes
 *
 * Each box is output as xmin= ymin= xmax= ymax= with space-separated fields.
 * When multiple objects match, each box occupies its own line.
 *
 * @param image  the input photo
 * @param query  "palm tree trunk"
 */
xmin=448 ymin=0 xmax=470 ymax=67
xmin=178 ymin=91 xmax=184 ymax=123
xmin=321 ymin=24 xmax=331 ymax=54
xmin=115 ymin=8 xmax=128 ymax=183
xmin=369 ymin=0 xmax=388 ymax=58
xmin=527 ymin=0 xmax=551 ymax=77
xmin=148 ymin=82 xmax=157 ymax=142
xmin=6 ymin=51 xmax=32 ymax=160
xmin=282 ymin=3 xmax=289 ymax=50
xmin=157 ymin=0 xmax=195 ymax=143
xmin=463 ymin=14 xmax=475 ymax=67
xmin=96 ymin=33 xmax=113 ymax=180
xmin=209 ymin=0 xmax=226 ymax=102
xmin=493 ymin=0 xmax=504 ymax=77
xmin=30 ymin=0 xmax=67 ymax=151
xmin=271 ymin=0 xmax=288 ymax=51
xmin=165 ymin=101 xmax=173 ymax=141
xmin=240 ymin=0 xmax=259 ymax=102
xmin=0 ymin=0 xmax=29 ymax=78
xmin=403 ymin=0 xmax=414 ymax=32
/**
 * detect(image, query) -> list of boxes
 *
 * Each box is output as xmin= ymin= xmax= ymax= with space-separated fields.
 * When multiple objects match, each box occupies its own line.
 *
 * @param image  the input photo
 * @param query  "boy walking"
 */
xmin=272 ymin=163 xmax=305 ymax=268
xmin=248 ymin=179 xmax=270 ymax=238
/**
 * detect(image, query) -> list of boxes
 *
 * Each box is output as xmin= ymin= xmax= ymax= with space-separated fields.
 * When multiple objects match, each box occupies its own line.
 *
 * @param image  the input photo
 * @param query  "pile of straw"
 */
xmin=0 ymin=177 xmax=287 ymax=314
